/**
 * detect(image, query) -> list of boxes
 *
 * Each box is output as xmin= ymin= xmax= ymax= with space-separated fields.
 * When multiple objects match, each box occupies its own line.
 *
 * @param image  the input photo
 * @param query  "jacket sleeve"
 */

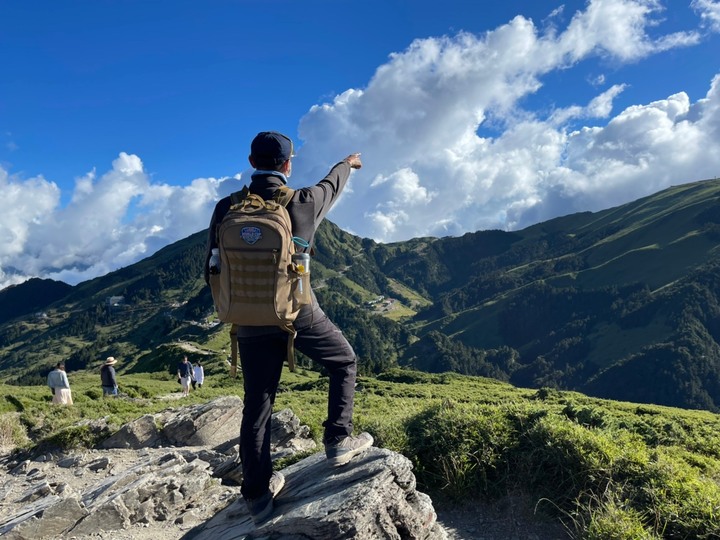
xmin=60 ymin=372 xmax=70 ymax=389
xmin=110 ymin=367 xmax=117 ymax=387
xmin=310 ymin=161 xmax=353 ymax=227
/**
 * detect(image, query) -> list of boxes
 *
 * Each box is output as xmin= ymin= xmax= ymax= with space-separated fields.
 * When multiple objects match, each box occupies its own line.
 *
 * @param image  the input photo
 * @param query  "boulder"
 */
xmin=183 ymin=447 xmax=447 ymax=540
xmin=99 ymin=396 xmax=244 ymax=451
xmin=98 ymin=414 xmax=162 ymax=450
xmin=70 ymin=451 xmax=222 ymax=536
xmin=1 ymin=401 xmax=447 ymax=540
xmin=162 ymin=396 xmax=244 ymax=449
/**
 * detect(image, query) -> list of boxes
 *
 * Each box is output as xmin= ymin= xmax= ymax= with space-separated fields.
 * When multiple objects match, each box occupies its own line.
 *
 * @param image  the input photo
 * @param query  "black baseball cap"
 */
xmin=250 ymin=131 xmax=294 ymax=169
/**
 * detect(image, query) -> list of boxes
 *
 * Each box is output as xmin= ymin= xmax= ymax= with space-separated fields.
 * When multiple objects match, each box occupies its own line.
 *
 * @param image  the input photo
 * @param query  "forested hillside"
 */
xmin=2 ymin=178 xmax=720 ymax=411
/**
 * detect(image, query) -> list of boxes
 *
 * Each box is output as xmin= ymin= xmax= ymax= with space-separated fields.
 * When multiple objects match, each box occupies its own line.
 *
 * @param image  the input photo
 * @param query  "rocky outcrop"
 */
xmin=1 ymin=398 xmax=448 ymax=540
xmin=1 ymin=450 xmax=226 ymax=540
xmin=99 ymin=396 xmax=245 ymax=451
xmin=184 ymin=447 xmax=447 ymax=540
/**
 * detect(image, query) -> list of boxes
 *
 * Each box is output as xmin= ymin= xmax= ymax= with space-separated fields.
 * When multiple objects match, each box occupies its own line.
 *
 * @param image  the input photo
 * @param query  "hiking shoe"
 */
xmin=269 ymin=471 xmax=285 ymax=498
xmin=245 ymin=472 xmax=285 ymax=525
xmin=325 ymin=432 xmax=374 ymax=467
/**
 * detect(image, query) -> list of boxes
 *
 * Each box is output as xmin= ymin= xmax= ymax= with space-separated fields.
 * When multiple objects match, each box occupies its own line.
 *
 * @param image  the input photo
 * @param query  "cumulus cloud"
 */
xmin=296 ymin=0 xmax=716 ymax=241
xmin=0 ymin=154 xmax=230 ymax=288
xmin=2 ymin=0 xmax=720 ymax=290
xmin=693 ymin=0 xmax=720 ymax=31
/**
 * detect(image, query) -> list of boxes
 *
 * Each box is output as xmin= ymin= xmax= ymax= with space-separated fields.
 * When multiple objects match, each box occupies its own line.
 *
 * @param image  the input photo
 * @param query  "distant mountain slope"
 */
xmin=0 ymin=278 xmax=73 ymax=324
xmin=2 ymin=178 xmax=720 ymax=411
xmin=374 ymin=179 xmax=720 ymax=410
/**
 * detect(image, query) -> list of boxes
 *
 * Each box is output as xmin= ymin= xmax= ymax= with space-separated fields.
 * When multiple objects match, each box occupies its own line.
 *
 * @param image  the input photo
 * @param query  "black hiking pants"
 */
xmin=237 ymin=310 xmax=356 ymax=500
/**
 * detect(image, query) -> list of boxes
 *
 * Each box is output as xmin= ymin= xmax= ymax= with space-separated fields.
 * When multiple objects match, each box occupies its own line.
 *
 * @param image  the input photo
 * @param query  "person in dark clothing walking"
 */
xmin=177 ymin=356 xmax=193 ymax=397
xmin=100 ymin=357 xmax=118 ymax=396
xmin=204 ymin=131 xmax=372 ymax=524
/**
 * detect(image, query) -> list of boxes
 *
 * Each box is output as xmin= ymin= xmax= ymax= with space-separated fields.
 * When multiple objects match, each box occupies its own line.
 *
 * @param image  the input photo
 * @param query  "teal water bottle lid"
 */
xmin=292 ymin=236 xmax=310 ymax=248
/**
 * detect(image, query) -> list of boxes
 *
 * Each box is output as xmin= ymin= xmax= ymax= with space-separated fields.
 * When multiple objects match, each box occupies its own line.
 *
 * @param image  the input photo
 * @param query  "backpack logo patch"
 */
xmin=241 ymin=226 xmax=262 ymax=245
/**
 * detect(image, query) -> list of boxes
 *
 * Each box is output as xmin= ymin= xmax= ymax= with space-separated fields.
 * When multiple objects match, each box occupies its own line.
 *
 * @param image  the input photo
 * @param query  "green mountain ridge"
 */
xmin=2 ymin=178 xmax=720 ymax=411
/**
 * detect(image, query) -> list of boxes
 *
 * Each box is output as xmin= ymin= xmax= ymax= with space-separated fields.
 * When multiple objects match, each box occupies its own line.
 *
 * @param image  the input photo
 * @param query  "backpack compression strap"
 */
xmin=282 ymin=324 xmax=297 ymax=372
xmin=230 ymin=324 xmax=238 ymax=378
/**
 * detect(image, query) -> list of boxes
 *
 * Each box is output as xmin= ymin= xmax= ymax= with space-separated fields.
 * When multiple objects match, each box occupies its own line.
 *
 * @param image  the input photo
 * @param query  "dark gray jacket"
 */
xmin=204 ymin=161 xmax=352 ymax=335
xmin=100 ymin=365 xmax=117 ymax=387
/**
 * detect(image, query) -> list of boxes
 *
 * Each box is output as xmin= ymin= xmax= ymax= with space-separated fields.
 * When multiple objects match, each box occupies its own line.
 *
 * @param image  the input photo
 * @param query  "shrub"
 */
xmin=42 ymin=424 xmax=102 ymax=451
xmin=0 ymin=413 xmax=29 ymax=449
xmin=121 ymin=384 xmax=152 ymax=399
xmin=84 ymin=388 xmax=103 ymax=400
xmin=405 ymin=401 xmax=514 ymax=498
xmin=516 ymin=415 xmax=650 ymax=508
xmin=562 ymin=401 xmax=607 ymax=428
xmin=634 ymin=447 xmax=720 ymax=538
xmin=583 ymin=497 xmax=656 ymax=540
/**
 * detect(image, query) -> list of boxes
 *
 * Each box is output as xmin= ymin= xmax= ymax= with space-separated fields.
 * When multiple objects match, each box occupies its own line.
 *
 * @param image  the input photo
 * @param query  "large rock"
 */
xmin=99 ymin=396 xmax=244 ymax=450
xmin=98 ymin=414 xmax=162 ymax=449
xmin=0 ymin=451 xmax=226 ymax=539
xmin=0 ymin=405 xmax=318 ymax=539
xmin=183 ymin=447 xmax=447 ymax=540
xmin=162 ymin=396 xmax=244 ymax=449
xmin=1 ymin=497 xmax=89 ymax=540
xmin=70 ymin=451 xmax=219 ymax=536
xmin=1 ymin=400 xmax=447 ymax=540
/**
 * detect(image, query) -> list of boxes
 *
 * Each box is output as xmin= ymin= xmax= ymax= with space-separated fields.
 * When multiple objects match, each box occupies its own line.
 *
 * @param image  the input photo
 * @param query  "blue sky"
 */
xmin=1 ymin=0 xmax=720 ymax=289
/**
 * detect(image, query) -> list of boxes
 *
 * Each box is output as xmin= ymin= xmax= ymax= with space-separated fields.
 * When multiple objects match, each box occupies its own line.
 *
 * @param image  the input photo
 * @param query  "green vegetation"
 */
xmin=3 ymin=179 xmax=720 ymax=537
xmin=5 ymin=180 xmax=720 ymax=411
xmin=2 ymin=367 xmax=719 ymax=539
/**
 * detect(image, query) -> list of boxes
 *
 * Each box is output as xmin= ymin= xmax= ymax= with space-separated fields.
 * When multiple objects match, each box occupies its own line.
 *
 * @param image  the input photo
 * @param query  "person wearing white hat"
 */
xmin=100 ymin=356 xmax=118 ymax=396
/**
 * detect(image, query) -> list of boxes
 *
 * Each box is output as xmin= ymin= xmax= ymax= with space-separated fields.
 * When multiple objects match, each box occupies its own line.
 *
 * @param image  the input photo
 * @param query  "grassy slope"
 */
xmin=421 ymin=180 xmax=720 ymax=374
xmin=1 ymin=364 xmax=719 ymax=540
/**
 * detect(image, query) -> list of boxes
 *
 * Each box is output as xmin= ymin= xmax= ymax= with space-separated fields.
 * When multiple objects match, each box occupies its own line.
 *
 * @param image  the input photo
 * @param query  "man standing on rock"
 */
xmin=204 ymin=131 xmax=373 ymax=524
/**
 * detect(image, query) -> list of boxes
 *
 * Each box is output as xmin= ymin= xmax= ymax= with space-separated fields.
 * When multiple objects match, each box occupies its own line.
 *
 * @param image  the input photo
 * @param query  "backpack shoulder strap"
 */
xmin=272 ymin=186 xmax=295 ymax=207
xmin=230 ymin=186 xmax=250 ymax=206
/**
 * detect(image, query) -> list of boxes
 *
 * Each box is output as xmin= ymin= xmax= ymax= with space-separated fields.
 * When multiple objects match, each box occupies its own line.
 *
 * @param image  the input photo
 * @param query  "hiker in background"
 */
xmin=100 ymin=357 xmax=119 ymax=396
xmin=204 ymin=131 xmax=372 ymax=524
xmin=47 ymin=362 xmax=73 ymax=405
xmin=192 ymin=360 xmax=204 ymax=389
xmin=177 ymin=356 xmax=193 ymax=396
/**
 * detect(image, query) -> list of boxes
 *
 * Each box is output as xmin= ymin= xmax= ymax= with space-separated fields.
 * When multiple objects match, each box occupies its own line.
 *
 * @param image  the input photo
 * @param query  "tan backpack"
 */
xmin=209 ymin=186 xmax=310 ymax=375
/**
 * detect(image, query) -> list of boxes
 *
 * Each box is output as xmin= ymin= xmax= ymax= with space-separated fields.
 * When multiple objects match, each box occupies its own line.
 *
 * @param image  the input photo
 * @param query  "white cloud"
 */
xmin=693 ymin=0 xmax=720 ymax=31
xmin=2 ymin=0 xmax=720 ymax=290
xmin=296 ymin=0 xmax=716 ymax=241
xmin=0 ymin=154 xmax=228 ymax=288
